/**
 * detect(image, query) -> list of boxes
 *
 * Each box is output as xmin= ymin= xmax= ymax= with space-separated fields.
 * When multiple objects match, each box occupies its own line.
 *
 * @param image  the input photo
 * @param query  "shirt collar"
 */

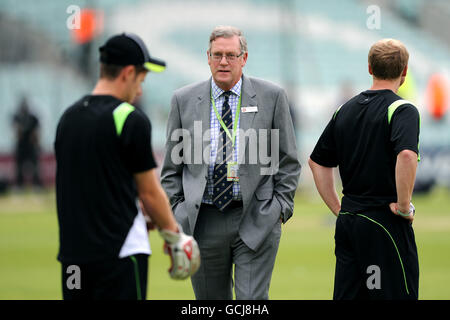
xmin=211 ymin=77 xmax=242 ymax=100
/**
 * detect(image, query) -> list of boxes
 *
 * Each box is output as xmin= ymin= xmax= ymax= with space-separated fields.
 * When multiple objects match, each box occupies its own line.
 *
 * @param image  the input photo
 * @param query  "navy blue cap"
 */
xmin=99 ymin=33 xmax=166 ymax=72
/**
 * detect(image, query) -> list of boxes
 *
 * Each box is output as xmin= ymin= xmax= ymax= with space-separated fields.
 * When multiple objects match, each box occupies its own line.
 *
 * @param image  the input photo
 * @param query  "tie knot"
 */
xmin=223 ymin=91 xmax=232 ymax=100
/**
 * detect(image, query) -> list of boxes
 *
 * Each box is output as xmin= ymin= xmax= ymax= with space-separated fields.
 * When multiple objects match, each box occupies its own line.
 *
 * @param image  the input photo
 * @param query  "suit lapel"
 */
xmin=239 ymin=75 xmax=257 ymax=149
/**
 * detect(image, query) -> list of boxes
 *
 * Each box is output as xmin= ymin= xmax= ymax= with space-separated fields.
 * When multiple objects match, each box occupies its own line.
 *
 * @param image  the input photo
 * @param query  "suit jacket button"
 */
xmin=195 ymin=204 xmax=200 ymax=209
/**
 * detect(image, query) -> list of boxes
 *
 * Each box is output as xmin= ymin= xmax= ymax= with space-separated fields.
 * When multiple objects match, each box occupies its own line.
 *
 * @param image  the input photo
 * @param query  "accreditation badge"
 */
xmin=227 ymin=162 xmax=239 ymax=182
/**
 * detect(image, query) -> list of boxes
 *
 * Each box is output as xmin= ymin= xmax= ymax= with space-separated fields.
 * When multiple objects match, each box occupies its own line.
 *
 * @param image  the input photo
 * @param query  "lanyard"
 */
xmin=211 ymin=91 xmax=241 ymax=149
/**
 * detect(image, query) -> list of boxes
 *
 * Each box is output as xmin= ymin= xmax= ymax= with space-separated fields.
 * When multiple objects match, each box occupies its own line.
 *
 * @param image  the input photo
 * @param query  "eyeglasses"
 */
xmin=210 ymin=52 xmax=244 ymax=62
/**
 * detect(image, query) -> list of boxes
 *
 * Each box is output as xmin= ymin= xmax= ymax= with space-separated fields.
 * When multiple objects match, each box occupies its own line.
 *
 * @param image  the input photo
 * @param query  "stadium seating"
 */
xmin=1 ymin=0 xmax=449 ymax=158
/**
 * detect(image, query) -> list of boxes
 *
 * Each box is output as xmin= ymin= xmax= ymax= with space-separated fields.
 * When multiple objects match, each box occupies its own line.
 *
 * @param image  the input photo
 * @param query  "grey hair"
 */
xmin=208 ymin=25 xmax=248 ymax=53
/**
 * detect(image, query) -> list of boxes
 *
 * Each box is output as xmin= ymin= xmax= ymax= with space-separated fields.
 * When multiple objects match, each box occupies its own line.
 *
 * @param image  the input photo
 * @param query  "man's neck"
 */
xmin=212 ymin=77 xmax=242 ymax=93
xmin=92 ymin=79 xmax=124 ymax=101
xmin=369 ymin=78 xmax=401 ymax=93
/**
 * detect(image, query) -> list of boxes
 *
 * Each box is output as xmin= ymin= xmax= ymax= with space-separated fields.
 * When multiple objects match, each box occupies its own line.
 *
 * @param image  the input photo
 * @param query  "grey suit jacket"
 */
xmin=161 ymin=75 xmax=301 ymax=251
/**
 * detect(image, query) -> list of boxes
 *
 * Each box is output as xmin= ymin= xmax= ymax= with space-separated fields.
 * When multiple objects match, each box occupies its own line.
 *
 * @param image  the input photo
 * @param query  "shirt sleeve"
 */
xmin=310 ymin=116 xmax=338 ymax=167
xmin=390 ymin=104 xmax=420 ymax=156
xmin=120 ymin=109 xmax=157 ymax=173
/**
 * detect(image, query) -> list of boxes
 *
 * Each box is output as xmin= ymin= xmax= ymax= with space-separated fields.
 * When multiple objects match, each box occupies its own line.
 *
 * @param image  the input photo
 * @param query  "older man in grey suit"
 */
xmin=161 ymin=25 xmax=301 ymax=300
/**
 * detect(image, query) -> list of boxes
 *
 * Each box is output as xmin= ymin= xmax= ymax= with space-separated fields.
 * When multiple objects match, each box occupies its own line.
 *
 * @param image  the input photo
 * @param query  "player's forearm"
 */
xmin=134 ymin=169 xmax=178 ymax=232
xmin=308 ymin=158 xmax=341 ymax=216
xmin=395 ymin=149 xmax=418 ymax=211
xmin=140 ymin=186 xmax=178 ymax=232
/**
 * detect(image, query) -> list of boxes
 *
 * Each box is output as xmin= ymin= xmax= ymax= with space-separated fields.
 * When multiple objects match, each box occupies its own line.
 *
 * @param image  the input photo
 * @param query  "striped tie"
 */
xmin=213 ymin=91 xmax=234 ymax=211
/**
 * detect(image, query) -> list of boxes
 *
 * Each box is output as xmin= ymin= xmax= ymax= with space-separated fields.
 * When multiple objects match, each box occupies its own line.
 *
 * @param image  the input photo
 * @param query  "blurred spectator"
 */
xmin=0 ymin=177 xmax=8 ymax=195
xmin=11 ymin=96 xmax=42 ymax=189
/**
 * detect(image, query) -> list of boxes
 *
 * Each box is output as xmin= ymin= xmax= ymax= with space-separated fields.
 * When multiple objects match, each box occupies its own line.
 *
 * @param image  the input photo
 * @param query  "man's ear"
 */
xmin=120 ymin=65 xmax=135 ymax=82
xmin=241 ymin=51 xmax=248 ymax=68
xmin=207 ymin=50 xmax=212 ymax=66
xmin=368 ymin=63 xmax=373 ymax=75
xmin=402 ymin=64 xmax=408 ymax=77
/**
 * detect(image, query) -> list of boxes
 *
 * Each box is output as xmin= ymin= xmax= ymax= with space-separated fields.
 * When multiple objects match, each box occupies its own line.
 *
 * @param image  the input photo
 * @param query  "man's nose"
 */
xmin=219 ymin=56 xmax=229 ymax=65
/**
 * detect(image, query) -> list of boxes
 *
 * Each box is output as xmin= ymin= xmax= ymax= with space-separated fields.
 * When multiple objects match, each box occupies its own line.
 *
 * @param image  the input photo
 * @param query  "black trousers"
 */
xmin=61 ymin=254 xmax=148 ymax=300
xmin=334 ymin=209 xmax=419 ymax=300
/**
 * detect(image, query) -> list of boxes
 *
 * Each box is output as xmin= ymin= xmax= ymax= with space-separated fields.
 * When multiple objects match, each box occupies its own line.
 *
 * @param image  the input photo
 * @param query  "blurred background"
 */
xmin=0 ymin=0 xmax=449 ymax=299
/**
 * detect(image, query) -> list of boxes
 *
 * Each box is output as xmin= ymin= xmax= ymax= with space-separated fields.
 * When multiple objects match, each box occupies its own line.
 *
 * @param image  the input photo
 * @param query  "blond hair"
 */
xmin=368 ymin=39 xmax=409 ymax=80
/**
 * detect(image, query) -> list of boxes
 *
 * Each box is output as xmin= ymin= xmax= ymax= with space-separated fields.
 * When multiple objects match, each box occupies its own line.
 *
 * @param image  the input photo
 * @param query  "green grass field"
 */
xmin=0 ymin=187 xmax=449 ymax=300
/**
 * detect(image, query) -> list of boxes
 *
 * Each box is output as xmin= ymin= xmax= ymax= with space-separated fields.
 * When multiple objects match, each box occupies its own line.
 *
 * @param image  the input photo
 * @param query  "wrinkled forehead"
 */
xmin=209 ymin=35 xmax=241 ymax=53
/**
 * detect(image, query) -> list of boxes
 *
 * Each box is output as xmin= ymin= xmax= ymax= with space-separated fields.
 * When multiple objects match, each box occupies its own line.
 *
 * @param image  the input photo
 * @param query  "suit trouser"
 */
xmin=191 ymin=203 xmax=281 ymax=300
xmin=334 ymin=209 xmax=419 ymax=300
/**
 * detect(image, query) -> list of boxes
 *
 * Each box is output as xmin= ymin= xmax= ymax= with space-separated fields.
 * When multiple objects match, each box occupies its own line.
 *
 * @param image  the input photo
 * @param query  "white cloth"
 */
xmin=119 ymin=200 xmax=151 ymax=258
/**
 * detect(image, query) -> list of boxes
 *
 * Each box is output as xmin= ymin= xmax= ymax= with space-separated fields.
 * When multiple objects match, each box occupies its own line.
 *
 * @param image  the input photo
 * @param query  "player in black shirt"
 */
xmin=55 ymin=33 xmax=200 ymax=300
xmin=309 ymin=39 xmax=420 ymax=299
xmin=12 ymin=97 xmax=42 ymax=188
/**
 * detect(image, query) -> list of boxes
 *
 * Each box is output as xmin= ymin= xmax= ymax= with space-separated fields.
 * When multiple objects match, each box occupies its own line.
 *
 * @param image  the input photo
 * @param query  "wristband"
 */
xmin=396 ymin=209 xmax=410 ymax=217
xmin=397 ymin=203 xmax=415 ymax=217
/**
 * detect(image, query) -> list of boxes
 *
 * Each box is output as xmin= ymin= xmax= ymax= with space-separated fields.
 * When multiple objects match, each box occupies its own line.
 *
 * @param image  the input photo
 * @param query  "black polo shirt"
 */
xmin=310 ymin=89 xmax=420 ymax=213
xmin=55 ymin=95 xmax=156 ymax=263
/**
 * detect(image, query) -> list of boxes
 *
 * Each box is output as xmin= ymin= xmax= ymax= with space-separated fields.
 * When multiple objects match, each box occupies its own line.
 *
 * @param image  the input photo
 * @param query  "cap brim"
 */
xmin=144 ymin=57 xmax=166 ymax=73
